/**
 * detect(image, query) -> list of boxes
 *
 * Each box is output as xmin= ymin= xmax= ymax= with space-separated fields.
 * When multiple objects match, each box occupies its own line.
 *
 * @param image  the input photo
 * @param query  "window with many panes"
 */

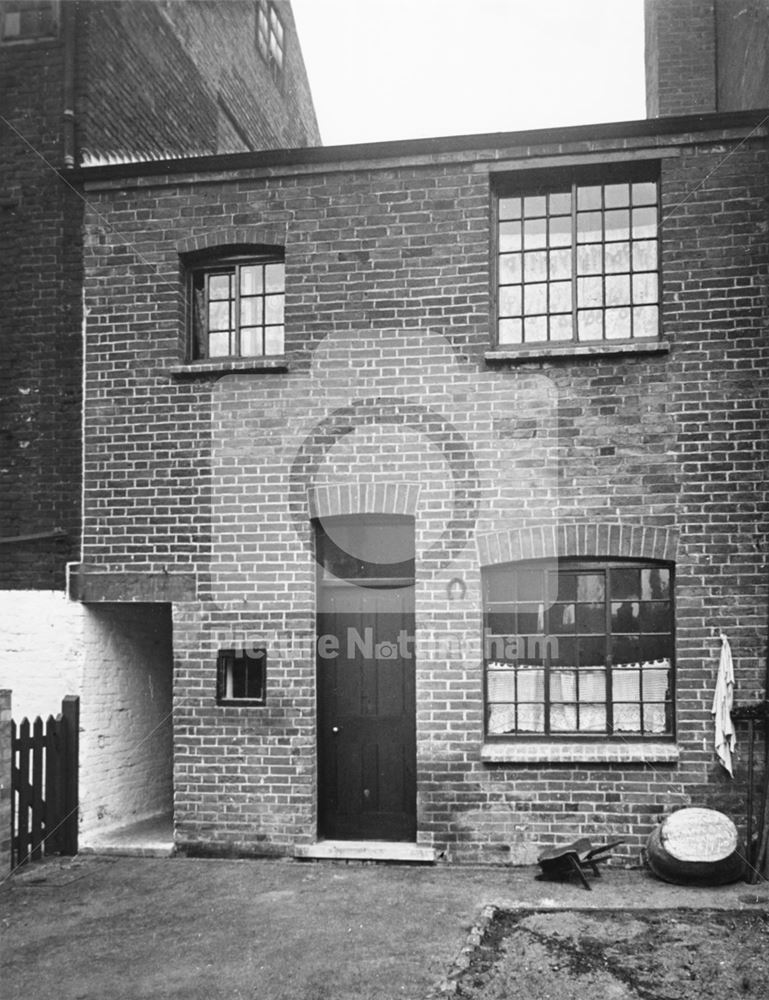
xmin=483 ymin=559 xmax=674 ymax=738
xmin=495 ymin=166 xmax=660 ymax=348
xmin=188 ymin=253 xmax=285 ymax=360
xmin=256 ymin=0 xmax=284 ymax=81
xmin=1 ymin=0 xmax=58 ymax=41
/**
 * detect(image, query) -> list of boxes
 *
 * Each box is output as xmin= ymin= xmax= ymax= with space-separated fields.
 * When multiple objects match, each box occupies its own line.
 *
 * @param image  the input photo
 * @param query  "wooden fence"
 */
xmin=11 ymin=695 xmax=79 ymax=867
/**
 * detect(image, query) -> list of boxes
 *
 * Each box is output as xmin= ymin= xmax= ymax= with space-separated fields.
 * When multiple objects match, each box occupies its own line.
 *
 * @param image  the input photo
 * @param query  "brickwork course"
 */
xmin=0 ymin=0 xmax=319 ymax=589
xmin=73 ymin=108 xmax=769 ymax=863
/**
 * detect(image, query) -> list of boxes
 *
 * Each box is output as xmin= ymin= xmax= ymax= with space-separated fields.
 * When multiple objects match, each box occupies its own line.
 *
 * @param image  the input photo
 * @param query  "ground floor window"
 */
xmin=483 ymin=559 xmax=674 ymax=738
xmin=216 ymin=648 xmax=266 ymax=705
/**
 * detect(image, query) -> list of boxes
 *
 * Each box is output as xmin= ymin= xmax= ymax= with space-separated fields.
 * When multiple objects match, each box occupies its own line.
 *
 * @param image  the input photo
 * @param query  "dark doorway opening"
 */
xmin=316 ymin=515 xmax=416 ymax=841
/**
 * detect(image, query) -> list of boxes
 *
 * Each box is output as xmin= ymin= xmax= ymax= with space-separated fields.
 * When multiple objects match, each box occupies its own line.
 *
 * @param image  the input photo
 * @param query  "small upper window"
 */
xmin=496 ymin=167 xmax=659 ymax=348
xmin=1 ymin=0 xmax=58 ymax=41
xmin=483 ymin=559 xmax=674 ymax=739
xmin=188 ymin=253 xmax=285 ymax=361
xmin=256 ymin=0 xmax=284 ymax=81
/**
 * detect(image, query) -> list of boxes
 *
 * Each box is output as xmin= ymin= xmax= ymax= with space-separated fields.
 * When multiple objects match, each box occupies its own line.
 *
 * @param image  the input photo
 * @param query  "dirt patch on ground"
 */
xmin=449 ymin=909 xmax=769 ymax=1000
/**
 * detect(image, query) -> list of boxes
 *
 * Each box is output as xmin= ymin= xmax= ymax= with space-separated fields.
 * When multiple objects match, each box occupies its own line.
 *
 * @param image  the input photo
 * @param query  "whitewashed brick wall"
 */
xmin=0 ymin=592 xmax=84 ymax=722
xmin=79 ymin=604 xmax=173 ymax=839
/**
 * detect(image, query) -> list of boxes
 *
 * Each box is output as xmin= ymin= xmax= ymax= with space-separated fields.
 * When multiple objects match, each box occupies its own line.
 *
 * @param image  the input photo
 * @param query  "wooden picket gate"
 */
xmin=11 ymin=695 xmax=79 ymax=867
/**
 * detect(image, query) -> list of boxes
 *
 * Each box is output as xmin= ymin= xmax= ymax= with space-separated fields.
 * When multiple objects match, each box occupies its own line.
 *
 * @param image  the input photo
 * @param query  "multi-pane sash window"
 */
xmin=496 ymin=169 xmax=659 ymax=347
xmin=189 ymin=256 xmax=284 ymax=360
xmin=483 ymin=560 xmax=674 ymax=738
xmin=257 ymin=0 xmax=284 ymax=79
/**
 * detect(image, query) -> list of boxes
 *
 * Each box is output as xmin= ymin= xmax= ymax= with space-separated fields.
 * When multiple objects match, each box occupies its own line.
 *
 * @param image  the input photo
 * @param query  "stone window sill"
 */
xmin=166 ymin=357 xmax=289 ymax=376
xmin=481 ymin=740 xmax=679 ymax=764
xmin=216 ymin=699 xmax=266 ymax=708
xmin=485 ymin=340 xmax=670 ymax=363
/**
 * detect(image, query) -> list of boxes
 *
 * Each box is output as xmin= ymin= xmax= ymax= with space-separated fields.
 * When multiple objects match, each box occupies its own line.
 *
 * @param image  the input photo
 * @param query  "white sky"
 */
xmin=291 ymin=0 xmax=647 ymax=147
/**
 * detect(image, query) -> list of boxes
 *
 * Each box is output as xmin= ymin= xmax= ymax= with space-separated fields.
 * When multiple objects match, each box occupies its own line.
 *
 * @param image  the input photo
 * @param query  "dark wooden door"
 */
xmin=317 ymin=582 xmax=416 ymax=840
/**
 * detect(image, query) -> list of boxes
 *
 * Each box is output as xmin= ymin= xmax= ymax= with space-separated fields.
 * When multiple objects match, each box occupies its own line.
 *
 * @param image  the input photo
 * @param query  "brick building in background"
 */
xmin=1 ymin=0 xmax=318 ymax=590
xmin=1 ymin=0 xmax=768 ymax=866
xmin=645 ymin=0 xmax=769 ymax=117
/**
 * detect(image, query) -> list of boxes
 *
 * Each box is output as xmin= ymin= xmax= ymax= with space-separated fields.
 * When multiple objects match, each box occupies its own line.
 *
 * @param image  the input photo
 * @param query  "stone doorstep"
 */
xmin=79 ymin=841 xmax=175 ymax=859
xmin=79 ymin=813 xmax=175 ymax=859
xmin=294 ymin=840 xmax=436 ymax=863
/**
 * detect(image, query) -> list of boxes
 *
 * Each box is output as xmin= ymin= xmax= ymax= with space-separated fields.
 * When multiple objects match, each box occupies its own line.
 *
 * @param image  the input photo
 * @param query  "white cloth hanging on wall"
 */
xmin=711 ymin=631 xmax=736 ymax=777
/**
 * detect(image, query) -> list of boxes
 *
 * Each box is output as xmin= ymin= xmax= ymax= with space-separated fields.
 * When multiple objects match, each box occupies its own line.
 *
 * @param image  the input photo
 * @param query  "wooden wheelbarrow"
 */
xmin=536 ymin=838 xmax=625 ymax=890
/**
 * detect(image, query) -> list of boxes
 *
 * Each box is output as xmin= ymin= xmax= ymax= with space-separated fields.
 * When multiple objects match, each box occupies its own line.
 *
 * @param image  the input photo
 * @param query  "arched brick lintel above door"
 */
xmin=308 ymin=482 xmax=421 ymax=521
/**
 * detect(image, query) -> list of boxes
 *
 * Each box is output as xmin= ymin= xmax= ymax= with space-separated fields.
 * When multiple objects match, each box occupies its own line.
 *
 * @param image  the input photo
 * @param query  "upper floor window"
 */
xmin=483 ymin=559 xmax=674 ymax=739
xmin=1 ymin=0 xmax=58 ymax=41
xmin=257 ymin=0 xmax=284 ymax=81
xmin=188 ymin=253 xmax=285 ymax=361
xmin=495 ymin=167 xmax=660 ymax=349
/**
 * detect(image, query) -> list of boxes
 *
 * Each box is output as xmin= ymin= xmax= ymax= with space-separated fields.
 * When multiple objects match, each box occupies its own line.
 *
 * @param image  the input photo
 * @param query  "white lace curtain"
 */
xmin=487 ymin=658 xmax=671 ymax=734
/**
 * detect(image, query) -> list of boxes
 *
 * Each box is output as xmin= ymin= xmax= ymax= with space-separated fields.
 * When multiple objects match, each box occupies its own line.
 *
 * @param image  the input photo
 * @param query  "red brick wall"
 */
xmin=0 ymin=28 xmax=82 ymax=587
xmin=645 ymin=0 xmax=717 ymax=117
xmin=0 ymin=1 xmax=318 ymax=590
xmin=661 ymin=137 xmax=769 ymax=817
xmin=77 ymin=1 xmax=320 ymax=162
xmin=716 ymin=1 xmax=769 ymax=112
xmin=646 ymin=0 xmax=769 ymax=117
xmin=79 ymin=123 xmax=769 ymax=863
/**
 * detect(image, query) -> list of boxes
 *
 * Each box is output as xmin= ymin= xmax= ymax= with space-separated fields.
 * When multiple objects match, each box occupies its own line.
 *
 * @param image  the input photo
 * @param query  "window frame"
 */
xmin=315 ymin=514 xmax=416 ymax=587
xmin=216 ymin=648 xmax=267 ymax=706
xmin=256 ymin=0 xmax=285 ymax=83
xmin=186 ymin=249 xmax=285 ymax=363
xmin=482 ymin=557 xmax=675 ymax=742
xmin=0 ymin=0 xmax=58 ymax=41
xmin=492 ymin=162 xmax=661 ymax=351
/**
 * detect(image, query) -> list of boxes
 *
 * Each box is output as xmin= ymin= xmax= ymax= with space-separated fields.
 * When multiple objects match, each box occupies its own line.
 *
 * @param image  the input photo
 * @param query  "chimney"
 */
xmin=645 ymin=0 xmax=717 ymax=117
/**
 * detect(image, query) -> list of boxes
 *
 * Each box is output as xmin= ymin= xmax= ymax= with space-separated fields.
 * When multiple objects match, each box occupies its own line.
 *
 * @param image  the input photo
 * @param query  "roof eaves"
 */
xmin=65 ymin=108 xmax=769 ymax=183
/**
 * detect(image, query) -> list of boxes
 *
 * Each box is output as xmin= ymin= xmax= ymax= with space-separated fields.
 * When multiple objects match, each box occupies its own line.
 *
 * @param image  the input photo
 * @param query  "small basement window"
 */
xmin=188 ymin=253 xmax=285 ymax=360
xmin=216 ymin=648 xmax=266 ymax=705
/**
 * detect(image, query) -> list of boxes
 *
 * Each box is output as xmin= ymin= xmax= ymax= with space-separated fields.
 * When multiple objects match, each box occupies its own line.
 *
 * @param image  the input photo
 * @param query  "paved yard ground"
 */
xmin=1 ymin=856 xmax=767 ymax=1000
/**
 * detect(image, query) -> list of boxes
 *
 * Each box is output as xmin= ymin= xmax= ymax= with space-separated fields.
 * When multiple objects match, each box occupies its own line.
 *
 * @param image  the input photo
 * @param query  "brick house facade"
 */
xmin=2 ymin=0 xmax=767 ymax=865
xmin=72 ymin=108 xmax=769 ymax=862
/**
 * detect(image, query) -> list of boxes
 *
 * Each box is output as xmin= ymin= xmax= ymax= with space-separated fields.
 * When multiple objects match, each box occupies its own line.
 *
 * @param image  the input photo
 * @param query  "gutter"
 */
xmin=62 ymin=0 xmax=76 ymax=168
xmin=64 ymin=107 xmax=769 ymax=184
xmin=0 ymin=529 xmax=68 ymax=545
